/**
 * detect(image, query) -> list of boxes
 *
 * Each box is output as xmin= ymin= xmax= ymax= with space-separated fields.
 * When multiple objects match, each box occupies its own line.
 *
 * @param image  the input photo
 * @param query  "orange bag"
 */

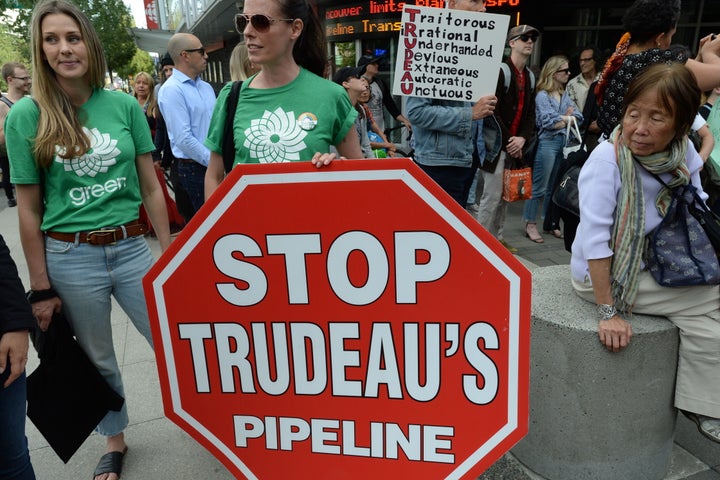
xmin=502 ymin=158 xmax=532 ymax=202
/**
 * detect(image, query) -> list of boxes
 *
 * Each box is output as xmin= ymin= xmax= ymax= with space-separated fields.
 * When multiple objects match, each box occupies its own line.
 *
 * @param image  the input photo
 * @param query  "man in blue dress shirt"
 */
xmin=158 ymin=33 xmax=216 ymax=219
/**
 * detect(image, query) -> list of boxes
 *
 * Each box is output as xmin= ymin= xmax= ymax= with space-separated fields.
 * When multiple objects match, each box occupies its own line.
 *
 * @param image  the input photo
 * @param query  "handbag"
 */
xmin=552 ymin=164 xmax=582 ymax=217
xmin=501 ymin=157 xmax=532 ymax=202
xmin=563 ymin=116 xmax=585 ymax=159
xmin=27 ymin=309 xmax=125 ymax=462
xmin=643 ymin=175 xmax=720 ymax=287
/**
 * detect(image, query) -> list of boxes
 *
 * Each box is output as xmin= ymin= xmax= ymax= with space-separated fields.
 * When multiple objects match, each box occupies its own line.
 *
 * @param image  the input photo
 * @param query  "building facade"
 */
xmin=144 ymin=0 xmax=720 ymax=129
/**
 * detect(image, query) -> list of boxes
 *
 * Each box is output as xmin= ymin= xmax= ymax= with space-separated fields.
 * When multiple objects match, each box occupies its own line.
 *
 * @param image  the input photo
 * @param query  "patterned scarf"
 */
xmin=595 ymin=32 xmax=631 ymax=106
xmin=608 ymin=125 xmax=688 ymax=311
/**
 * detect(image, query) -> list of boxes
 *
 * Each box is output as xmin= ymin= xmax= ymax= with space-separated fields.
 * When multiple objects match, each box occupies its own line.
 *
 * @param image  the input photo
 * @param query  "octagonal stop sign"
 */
xmin=143 ymin=158 xmax=531 ymax=480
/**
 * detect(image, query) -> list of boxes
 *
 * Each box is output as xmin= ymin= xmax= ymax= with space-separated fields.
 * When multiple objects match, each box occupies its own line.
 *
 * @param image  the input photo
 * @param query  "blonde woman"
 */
xmin=522 ymin=55 xmax=582 ymax=243
xmin=134 ymin=71 xmax=185 ymax=236
xmin=229 ymin=41 xmax=259 ymax=81
xmin=5 ymin=1 xmax=170 ymax=478
xmin=132 ymin=71 xmax=157 ymax=135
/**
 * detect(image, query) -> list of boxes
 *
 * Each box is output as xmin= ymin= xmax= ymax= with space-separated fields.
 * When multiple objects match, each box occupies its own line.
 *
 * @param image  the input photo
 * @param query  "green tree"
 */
xmin=5 ymin=0 xmax=138 ymax=85
xmin=0 ymin=22 xmax=31 ymax=90
xmin=118 ymin=48 xmax=155 ymax=82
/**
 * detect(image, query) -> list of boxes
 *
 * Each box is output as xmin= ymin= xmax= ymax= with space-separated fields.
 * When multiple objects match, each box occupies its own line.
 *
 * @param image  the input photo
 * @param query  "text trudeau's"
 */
xmin=177 ymin=231 xmax=503 ymax=463
xmin=392 ymin=6 xmax=510 ymax=102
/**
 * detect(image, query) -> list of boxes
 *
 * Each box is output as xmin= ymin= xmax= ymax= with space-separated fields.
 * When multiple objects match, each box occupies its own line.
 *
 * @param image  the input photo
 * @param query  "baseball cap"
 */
xmin=332 ymin=65 xmax=367 ymax=85
xmin=507 ymin=25 xmax=540 ymax=42
xmin=357 ymin=55 xmax=384 ymax=68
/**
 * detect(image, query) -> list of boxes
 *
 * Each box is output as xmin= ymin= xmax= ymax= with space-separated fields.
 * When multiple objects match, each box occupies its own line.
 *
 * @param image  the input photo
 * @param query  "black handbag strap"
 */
xmin=222 ymin=80 xmax=243 ymax=174
xmin=638 ymin=161 xmax=713 ymax=213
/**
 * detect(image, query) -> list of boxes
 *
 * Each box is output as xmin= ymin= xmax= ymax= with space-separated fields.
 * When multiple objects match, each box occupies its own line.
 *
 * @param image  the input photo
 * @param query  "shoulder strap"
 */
xmin=500 ymin=63 xmax=510 ymax=93
xmin=500 ymin=63 xmax=534 ymax=93
xmin=222 ymin=81 xmax=242 ymax=174
xmin=0 ymin=95 xmax=14 ymax=109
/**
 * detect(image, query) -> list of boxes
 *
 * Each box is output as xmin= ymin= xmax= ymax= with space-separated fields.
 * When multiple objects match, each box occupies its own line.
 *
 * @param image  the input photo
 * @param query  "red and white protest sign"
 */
xmin=144 ymin=159 xmax=531 ymax=479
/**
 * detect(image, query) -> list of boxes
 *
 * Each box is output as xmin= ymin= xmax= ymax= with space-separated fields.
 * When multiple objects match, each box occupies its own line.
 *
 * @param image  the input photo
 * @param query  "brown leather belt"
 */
xmin=46 ymin=220 xmax=148 ymax=246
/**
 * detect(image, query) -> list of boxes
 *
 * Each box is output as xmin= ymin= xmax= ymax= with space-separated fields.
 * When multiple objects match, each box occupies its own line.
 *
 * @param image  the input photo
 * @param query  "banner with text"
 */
xmin=392 ymin=6 xmax=509 ymax=102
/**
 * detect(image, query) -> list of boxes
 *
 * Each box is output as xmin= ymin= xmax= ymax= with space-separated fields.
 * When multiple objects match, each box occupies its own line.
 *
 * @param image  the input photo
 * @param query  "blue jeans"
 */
xmin=0 ymin=370 xmax=36 ymax=480
xmin=45 ymin=235 xmax=154 ymax=436
xmin=417 ymin=161 xmax=478 ymax=206
xmin=178 ymin=159 xmax=207 ymax=218
xmin=523 ymin=135 xmax=564 ymax=223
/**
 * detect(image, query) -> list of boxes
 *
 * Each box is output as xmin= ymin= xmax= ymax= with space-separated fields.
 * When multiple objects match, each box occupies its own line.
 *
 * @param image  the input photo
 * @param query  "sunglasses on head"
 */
xmin=234 ymin=13 xmax=294 ymax=34
xmin=516 ymin=34 xmax=537 ymax=42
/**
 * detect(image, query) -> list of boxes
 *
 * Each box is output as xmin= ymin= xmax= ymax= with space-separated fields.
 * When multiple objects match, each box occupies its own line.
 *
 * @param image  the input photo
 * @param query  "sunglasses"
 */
xmin=234 ymin=13 xmax=294 ymax=34
xmin=10 ymin=75 xmax=31 ymax=82
xmin=556 ymin=68 xmax=571 ymax=74
xmin=184 ymin=47 xmax=205 ymax=56
xmin=516 ymin=34 xmax=537 ymax=42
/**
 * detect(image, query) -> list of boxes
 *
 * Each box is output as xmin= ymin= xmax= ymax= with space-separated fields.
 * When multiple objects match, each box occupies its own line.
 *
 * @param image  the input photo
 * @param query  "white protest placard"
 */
xmin=392 ymin=6 xmax=510 ymax=102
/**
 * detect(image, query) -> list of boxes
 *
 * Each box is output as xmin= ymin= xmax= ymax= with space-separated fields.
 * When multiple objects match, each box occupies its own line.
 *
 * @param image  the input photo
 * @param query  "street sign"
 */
xmin=143 ymin=158 xmax=531 ymax=479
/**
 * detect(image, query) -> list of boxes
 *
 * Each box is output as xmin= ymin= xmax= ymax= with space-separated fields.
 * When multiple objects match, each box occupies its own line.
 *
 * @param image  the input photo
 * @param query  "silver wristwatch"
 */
xmin=597 ymin=304 xmax=618 ymax=321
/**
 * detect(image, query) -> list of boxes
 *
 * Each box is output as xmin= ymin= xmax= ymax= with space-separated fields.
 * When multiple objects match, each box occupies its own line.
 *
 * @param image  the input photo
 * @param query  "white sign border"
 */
xmin=151 ymin=168 xmax=524 ymax=480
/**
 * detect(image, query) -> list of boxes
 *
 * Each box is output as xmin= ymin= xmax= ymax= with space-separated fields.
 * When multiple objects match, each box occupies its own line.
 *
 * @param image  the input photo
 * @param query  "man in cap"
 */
xmin=476 ymin=24 xmax=539 ymax=252
xmin=405 ymin=0 xmax=498 ymax=206
xmin=358 ymin=54 xmax=411 ymax=135
xmin=333 ymin=65 xmax=374 ymax=158
xmin=158 ymin=33 xmax=216 ymax=219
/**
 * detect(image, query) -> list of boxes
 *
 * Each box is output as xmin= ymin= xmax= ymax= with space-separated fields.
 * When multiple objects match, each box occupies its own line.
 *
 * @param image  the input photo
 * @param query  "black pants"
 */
xmin=0 ymin=155 xmax=14 ymax=200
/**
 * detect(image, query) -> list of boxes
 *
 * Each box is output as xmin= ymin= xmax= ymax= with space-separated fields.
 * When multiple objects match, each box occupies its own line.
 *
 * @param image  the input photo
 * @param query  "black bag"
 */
xmin=645 ymin=182 xmax=720 ymax=287
xmin=26 ymin=310 xmax=125 ymax=463
xmin=552 ymin=164 xmax=582 ymax=217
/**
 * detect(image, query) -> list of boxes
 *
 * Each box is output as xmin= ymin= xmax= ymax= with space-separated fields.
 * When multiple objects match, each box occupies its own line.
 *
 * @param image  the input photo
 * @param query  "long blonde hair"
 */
xmin=229 ymin=42 xmax=254 ymax=81
xmin=536 ymin=55 xmax=568 ymax=95
xmin=133 ymin=71 xmax=157 ymax=118
xmin=30 ymin=0 xmax=106 ymax=168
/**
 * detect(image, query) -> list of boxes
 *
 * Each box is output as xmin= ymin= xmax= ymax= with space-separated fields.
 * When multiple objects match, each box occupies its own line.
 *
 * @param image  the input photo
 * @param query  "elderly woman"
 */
xmin=572 ymin=62 xmax=720 ymax=443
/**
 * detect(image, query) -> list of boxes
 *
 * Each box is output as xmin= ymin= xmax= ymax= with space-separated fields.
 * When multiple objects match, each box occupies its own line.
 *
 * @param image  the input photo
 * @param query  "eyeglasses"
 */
xmin=184 ymin=47 xmax=206 ymax=56
xmin=234 ymin=13 xmax=294 ymax=34
xmin=11 ymin=75 xmax=31 ymax=82
xmin=578 ymin=57 xmax=594 ymax=63
xmin=556 ymin=68 xmax=571 ymax=74
xmin=515 ymin=34 xmax=537 ymax=43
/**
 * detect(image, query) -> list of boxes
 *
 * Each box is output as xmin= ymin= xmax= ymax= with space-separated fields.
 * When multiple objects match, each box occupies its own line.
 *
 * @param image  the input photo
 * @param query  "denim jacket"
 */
xmin=406 ymin=96 xmax=474 ymax=167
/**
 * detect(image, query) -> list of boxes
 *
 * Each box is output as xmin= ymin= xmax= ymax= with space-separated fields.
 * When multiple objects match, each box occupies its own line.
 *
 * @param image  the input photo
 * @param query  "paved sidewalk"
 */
xmin=1 ymin=199 xmax=718 ymax=479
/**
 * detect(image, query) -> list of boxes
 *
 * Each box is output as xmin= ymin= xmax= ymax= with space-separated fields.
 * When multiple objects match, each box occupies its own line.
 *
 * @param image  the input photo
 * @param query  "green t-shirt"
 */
xmin=205 ymin=68 xmax=357 ymax=165
xmin=6 ymin=89 xmax=155 ymax=232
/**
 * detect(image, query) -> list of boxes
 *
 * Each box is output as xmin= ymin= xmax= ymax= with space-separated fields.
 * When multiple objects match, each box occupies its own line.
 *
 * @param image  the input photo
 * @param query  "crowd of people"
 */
xmin=2 ymin=0 xmax=720 ymax=479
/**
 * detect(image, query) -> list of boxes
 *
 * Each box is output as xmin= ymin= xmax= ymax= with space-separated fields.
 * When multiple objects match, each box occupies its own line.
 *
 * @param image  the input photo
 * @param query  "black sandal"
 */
xmin=93 ymin=447 xmax=128 ymax=479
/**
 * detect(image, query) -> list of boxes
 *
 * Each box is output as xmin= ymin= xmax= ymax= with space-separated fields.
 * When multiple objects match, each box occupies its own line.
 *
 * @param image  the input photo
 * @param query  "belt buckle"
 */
xmin=86 ymin=228 xmax=118 ymax=245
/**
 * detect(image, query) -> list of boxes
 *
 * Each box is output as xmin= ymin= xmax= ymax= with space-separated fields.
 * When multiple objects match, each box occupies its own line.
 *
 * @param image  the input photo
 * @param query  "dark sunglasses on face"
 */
xmin=184 ymin=47 xmax=205 ymax=56
xmin=516 ymin=34 xmax=537 ymax=43
xmin=234 ymin=13 xmax=294 ymax=34
xmin=556 ymin=68 xmax=571 ymax=74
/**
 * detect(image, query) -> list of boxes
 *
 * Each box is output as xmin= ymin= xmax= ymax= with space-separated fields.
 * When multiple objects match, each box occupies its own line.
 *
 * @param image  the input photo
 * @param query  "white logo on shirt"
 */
xmin=55 ymin=126 xmax=119 ymax=176
xmin=243 ymin=107 xmax=307 ymax=163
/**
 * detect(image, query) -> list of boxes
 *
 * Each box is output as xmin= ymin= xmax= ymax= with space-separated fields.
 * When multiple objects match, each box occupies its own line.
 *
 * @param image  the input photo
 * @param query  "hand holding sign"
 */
xmin=392 ymin=6 xmax=510 ymax=102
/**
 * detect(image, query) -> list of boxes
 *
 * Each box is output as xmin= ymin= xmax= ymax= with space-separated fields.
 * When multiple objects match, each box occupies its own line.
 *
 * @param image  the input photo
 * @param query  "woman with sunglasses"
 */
xmin=204 ymin=0 xmax=362 ymax=197
xmin=5 ymin=1 xmax=170 ymax=478
xmin=522 ymin=55 xmax=582 ymax=243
